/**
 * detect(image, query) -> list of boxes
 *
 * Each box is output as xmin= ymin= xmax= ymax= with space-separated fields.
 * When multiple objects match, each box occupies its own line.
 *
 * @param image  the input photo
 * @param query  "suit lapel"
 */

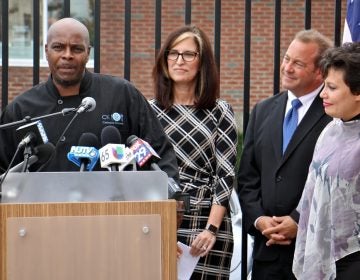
xmin=269 ymin=92 xmax=288 ymax=161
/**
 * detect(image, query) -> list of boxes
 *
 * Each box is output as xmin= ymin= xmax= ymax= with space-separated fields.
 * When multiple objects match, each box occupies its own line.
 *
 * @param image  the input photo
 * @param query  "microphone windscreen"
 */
xmin=33 ymin=142 xmax=56 ymax=164
xmin=82 ymin=97 xmax=96 ymax=112
xmin=126 ymin=135 xmax=138 ymax=147
xmin=78 ymin=132 xmax=100 ymax=148
xmin=101 ymin=126 xmax=122 ymax=146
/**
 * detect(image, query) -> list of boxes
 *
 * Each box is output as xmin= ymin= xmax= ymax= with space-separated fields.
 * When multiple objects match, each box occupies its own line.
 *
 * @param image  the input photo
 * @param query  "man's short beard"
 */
xmin=54 ymin=76 xmax=82 ymax=87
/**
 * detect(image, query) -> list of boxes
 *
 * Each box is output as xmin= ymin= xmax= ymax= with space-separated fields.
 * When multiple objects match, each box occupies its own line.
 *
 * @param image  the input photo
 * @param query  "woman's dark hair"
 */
xmin=319 ymin=42 xmax=360 ymax=95
xmin=152 ymin=25 xmax=219 ymax=109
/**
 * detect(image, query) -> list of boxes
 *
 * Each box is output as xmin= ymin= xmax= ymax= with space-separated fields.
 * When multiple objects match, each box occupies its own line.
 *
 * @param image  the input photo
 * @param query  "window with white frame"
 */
xmin=0 ymin=0 xmax=94 ymax=67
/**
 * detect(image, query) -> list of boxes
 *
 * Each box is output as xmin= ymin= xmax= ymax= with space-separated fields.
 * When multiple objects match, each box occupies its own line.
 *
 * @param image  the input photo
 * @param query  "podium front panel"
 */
xmin=7 ymin=215 xmax=161 ymax=280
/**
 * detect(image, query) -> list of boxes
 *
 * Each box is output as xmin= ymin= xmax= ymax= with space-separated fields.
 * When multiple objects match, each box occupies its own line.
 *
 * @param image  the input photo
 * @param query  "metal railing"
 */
xmin=0 ymin=1 xmax=345 ymax=279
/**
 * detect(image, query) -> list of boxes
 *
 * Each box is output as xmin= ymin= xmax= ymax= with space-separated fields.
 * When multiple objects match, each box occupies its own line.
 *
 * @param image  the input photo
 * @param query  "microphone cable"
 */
xmin=54 ymin=112 xmax=79 ymax=148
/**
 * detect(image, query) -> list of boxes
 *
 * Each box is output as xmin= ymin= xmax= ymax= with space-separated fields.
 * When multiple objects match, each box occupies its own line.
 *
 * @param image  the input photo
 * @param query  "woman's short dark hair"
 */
xmin=319 ymin=42 xmax=360 ymax=95
xmin=152 ymin=25 xmax=219 ymax=109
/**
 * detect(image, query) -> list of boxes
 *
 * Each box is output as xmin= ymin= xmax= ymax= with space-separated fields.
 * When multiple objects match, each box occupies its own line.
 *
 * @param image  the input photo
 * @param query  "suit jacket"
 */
xmin=238 ymin=90 xmax=331 ymax=262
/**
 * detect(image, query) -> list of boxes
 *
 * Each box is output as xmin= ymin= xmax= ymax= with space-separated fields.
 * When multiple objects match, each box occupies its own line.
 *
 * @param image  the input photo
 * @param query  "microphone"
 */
xmin=0 ymin=142 xmax=55 ymax=182
xmin=15 ymin=120 xmax=50 ymax=174
xmin=76 ymin=97 xmax=96 ymax=114
xmin=126 ymin=135 xmax=160 ymax=168
xmin=99 ymin=126 xmax=136 ymax=171
xmin=67 ymin=133 xmax=100 ymax=171
xmin=16 ymin=120 xmax=49 ymax=148
xmin=18 ymin=132 xmax=36 ymax=148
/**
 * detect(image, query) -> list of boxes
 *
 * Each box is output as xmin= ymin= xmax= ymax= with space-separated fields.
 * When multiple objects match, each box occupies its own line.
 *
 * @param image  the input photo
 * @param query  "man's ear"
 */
xmin=86 ymin=47 xmax=91 ymax=62
xmin=45 ymin=44 xmax=49 ymax=60
xmin=314 ymin=67 xmax=323 ymax=83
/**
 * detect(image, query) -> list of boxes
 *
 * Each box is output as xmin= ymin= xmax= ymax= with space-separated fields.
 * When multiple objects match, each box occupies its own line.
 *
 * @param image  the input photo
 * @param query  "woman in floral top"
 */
xmin=293 ymin=42 xmax=360 ymax=279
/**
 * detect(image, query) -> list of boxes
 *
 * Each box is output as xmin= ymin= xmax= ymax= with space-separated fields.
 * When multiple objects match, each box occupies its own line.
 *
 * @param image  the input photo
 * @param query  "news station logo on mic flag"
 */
xmin=67 ymin=146 xmax=99 ymax=171
xmin=128 ymin=138 xmax=160 ymax=167
xmin=99 ymin=143 xmax=135 ymax=169
xmin=343 ymin=0 xmax=360 ymax=43
xmin=112 ymin=145 xmax=125 ymax=159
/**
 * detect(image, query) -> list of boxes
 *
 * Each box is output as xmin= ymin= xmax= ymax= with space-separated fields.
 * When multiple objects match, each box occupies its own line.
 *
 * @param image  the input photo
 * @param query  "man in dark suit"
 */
xmin=238 ymin=29 xmax=333 ymax=279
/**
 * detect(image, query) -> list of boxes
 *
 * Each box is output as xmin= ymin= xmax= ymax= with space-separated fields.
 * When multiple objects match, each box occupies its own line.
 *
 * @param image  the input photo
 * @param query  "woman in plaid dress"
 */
xmin=150 ymin=25 xmax=238 ymax=279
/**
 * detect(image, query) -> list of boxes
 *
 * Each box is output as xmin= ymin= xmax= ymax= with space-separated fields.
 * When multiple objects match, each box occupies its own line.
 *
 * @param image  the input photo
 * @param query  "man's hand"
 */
xmin=262 ymin=215 xmax=298 ymax=246
xmin=256 ymin=216 xmax=284 ymax=240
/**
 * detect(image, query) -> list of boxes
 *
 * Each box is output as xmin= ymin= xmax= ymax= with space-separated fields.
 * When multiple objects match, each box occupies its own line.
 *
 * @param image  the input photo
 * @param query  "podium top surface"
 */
xmin=1 ymin=171 xmax=168 ymax=203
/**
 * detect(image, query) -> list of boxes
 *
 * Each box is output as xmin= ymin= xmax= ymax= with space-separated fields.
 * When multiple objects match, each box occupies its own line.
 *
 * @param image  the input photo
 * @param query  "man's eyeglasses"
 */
xmin=166 ymin=50 xmax=199 ymax=62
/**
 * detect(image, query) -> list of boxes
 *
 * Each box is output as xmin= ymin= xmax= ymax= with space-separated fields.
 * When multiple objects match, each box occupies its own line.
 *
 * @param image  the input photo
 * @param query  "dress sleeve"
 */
xmin=212 ymin=100 xmax=238 ymax=207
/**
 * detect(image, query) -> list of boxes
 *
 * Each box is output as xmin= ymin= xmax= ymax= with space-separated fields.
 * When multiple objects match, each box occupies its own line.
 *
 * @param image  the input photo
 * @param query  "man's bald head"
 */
xmin=47 ymin=17 xmax=90 ymax=47
xmin=45 ymin=17 xmax=91 ymax=93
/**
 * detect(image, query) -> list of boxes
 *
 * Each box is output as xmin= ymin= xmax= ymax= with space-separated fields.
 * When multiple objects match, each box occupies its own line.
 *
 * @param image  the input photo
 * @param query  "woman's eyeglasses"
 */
xmin=166 ymin=50 xmax=199 ymax=62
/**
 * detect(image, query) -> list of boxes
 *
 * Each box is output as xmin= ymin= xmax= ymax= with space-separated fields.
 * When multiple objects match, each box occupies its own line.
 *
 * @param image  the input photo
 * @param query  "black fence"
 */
xmin=0 ymin=1 xmax=345 ymax=279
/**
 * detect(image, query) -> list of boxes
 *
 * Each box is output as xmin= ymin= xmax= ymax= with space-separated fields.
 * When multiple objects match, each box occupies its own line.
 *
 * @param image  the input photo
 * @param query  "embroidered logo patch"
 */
xmin=101 ymin=112 xmax=124 ymax=125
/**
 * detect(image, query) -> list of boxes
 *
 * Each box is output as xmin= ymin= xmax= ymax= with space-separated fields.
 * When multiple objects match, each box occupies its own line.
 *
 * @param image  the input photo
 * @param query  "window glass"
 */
xmin=0 ymin=0 xmax=94 ymax=66
xmin=47 ymin=0 xmax=95 ymax=60
xmin=7 ymin=0 xmax=39 ymax=60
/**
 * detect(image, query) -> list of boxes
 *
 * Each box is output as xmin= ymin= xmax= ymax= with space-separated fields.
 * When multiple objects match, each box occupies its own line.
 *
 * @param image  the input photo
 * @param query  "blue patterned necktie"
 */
xmin=282 ymin=99 xmax=302 ymax=153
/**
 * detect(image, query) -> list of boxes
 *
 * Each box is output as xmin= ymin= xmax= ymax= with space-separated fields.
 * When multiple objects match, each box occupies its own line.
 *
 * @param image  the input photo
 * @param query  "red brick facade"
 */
xmin=1 ymin=0 xmax=347 ymax=129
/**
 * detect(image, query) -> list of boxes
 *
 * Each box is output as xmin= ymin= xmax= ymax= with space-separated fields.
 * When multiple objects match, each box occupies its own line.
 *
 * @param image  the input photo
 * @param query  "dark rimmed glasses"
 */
xmin=166 ymin=50 xmax=199 ymax=62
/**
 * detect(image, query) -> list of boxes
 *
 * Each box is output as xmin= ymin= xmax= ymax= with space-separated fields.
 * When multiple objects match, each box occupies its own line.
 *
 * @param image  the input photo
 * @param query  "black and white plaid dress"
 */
xmin=149 ymin=99 xmax=238 ymax=279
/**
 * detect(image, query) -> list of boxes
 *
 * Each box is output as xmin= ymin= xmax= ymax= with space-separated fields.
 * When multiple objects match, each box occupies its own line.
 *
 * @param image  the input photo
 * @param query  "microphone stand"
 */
xmin=21 ymin=144 xmax=33 ymax=173
xmin=0 ymin=108 xmax=76 ymax=130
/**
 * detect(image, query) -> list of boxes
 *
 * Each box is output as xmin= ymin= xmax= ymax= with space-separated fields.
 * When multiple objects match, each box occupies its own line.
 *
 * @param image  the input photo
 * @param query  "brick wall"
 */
xmin=1 ymin=0 xmax=347 ymax=130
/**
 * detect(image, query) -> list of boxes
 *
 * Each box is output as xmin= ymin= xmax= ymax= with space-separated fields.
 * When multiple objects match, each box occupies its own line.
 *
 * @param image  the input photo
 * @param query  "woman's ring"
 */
xmin=202 ymin=246 xmax=207 ymax=251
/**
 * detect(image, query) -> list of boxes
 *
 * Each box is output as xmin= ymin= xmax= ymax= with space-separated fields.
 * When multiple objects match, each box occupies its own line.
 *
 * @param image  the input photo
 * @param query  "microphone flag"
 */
xmin=128 ymin=137 xmax=160 ymax=167
xmin=67 ymin=146 xmax=99 ymax=171
xmin=16 ymin=120 xmax=49 ymax=147
xmin=99 ymin=144 xmax=134 ymax=170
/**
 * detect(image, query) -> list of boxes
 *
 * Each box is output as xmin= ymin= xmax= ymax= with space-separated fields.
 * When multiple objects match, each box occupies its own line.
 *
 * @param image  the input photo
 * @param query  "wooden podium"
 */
xmin=0 ymin=172 xmax=177 ymax=280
